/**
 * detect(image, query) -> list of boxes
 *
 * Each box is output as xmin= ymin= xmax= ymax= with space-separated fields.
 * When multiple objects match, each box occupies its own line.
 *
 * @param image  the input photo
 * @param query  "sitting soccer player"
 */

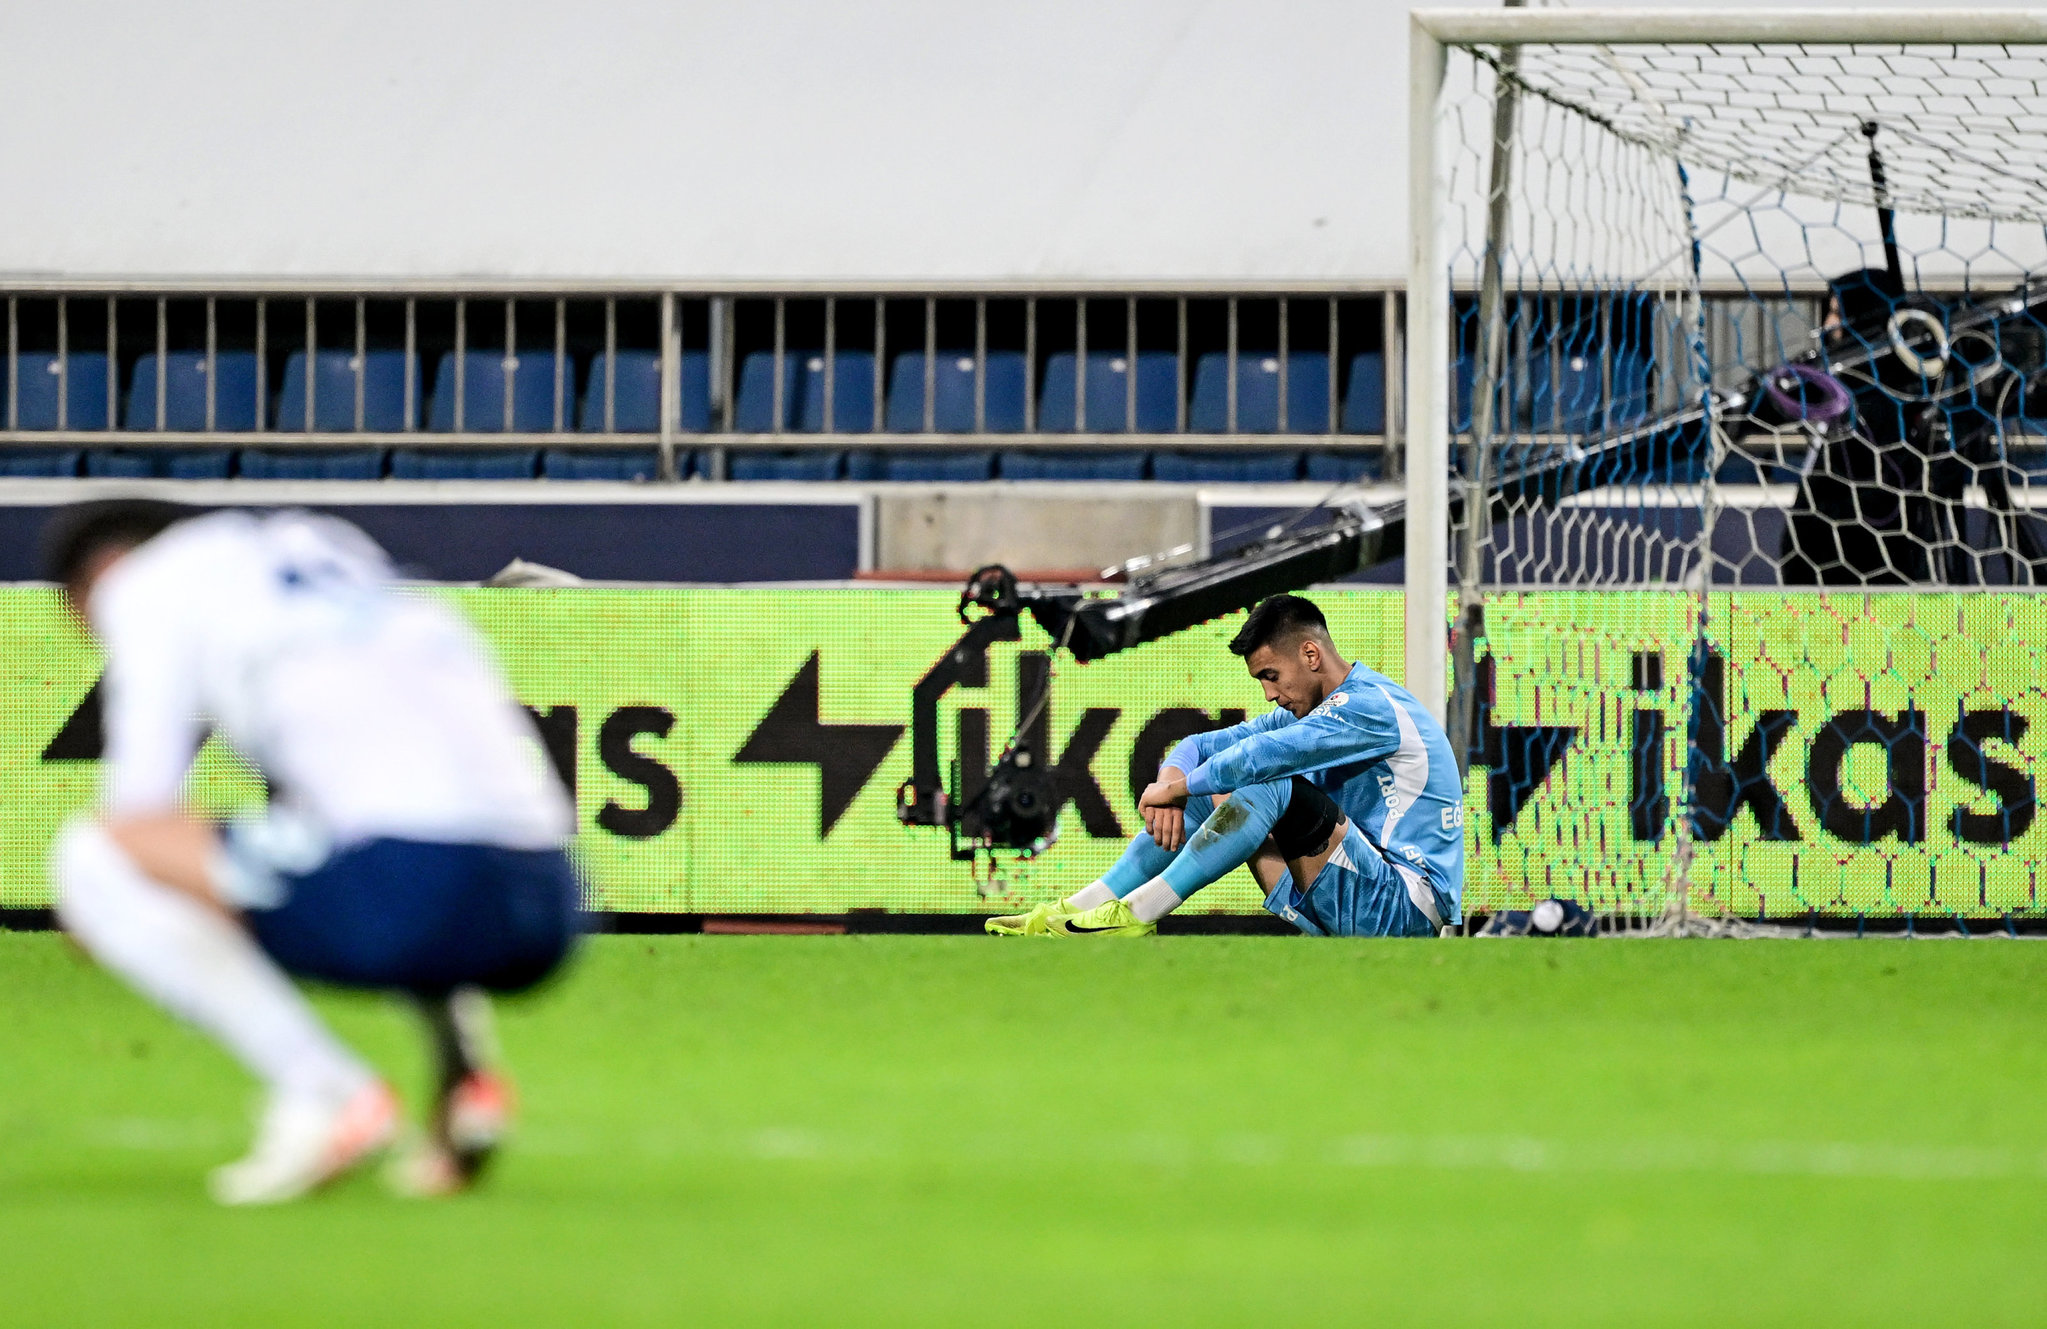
xmin=987 ymin=593 xmax=1463 ymax=938
xmin=44 ymin=500 xmax=582 ymax=1204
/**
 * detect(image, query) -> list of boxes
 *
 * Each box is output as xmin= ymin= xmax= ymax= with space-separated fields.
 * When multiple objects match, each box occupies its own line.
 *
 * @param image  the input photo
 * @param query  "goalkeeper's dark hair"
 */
xmin=1229 ymin=593 xmax=1330 ymax=657
xmin=41 ymin=499 xmax=202 ymax=591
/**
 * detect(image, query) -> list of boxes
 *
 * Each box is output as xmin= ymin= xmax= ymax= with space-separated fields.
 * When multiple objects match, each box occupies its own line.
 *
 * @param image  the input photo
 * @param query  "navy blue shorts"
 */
xmin=244 ymin=838 xmax=584 ymax=994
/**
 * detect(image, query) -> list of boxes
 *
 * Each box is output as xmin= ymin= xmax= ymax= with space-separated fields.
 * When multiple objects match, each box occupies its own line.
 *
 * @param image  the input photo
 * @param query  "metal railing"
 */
xmin=0 ymin=284 xmax=1407 ymax=481
xmin=8 ymin=281 xmax=1897 ymax=483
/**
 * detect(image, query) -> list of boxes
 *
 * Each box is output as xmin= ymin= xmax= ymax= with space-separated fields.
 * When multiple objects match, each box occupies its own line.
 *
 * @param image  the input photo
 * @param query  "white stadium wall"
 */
xmin=0 ymin=0 xmax=2018 ymax=284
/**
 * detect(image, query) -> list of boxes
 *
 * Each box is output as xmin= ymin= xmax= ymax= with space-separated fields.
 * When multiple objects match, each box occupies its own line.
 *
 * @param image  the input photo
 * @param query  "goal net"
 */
xmin=1408 ymin=10 xmax=2047 ymax=928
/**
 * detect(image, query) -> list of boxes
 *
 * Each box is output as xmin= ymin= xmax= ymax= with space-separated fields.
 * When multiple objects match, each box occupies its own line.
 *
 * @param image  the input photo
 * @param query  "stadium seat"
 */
xmin=1339 ymin=352 xmax=1386 ymax=434
xmin=844 ymin=450 xmax=996 ymax=482
xmin=726 ymin=449 xmax=845 ymax=481
xmin=84 ymin=449 xmax=235 ymax=479
xmin=1524 ymin=348 xmax=1658 ymax=433
xmin=541 ymin=447 xmax=667 ymax=481
xmin=578 ymin=350 xmax=712 ymax=432
xmin=12 ymin=353 xmax=113 ymax=430
xmin=983 ymin=353 xmax=1029 ymax=431
xmin=1151 ymin=450 xmax=1303 ymax=483
xmin=1610 ymin=351 xmax=1653 ymax=424
xmin=274 ymin=350 xmax=418 ymax=432
xmin=124 ymin=352 xmax=260 ymax=431
xmin=1037 ymin=351 xmax=1177 ymax=433
xmin=1188 ymin=353 xmax=1333 ymax=432
xmin=884 ymin=352 xmax=1027 ymax=433
xmin=1527 ymin=350 xmax=1592 ymax=433
xmin=998 ymin=450 xmax=1149 ymax=481
xmin=1714 ymin=455 xmax=1768 ymax=485
xmin=1303 ymin=450 xmax=1383 ymax=483
xmin=428 ymin=351 xmax=569 ymax=432
xmin=793 ymin=352 xmax=880 ymax=433
xmin=389 ymin=449 xmax=539 ymax=480
xmin=734 ymin=352 xmax=795 ymax=432
xmin=235 ymin=449 xmax=387 ymax=480
xmin=0 ymin=448 xmax=82 ymax=476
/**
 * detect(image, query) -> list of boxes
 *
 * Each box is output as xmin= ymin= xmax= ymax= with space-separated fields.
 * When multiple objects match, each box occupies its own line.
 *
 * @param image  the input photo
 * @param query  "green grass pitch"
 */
xmin=3 ymin=931 xmax=2045 ymax=1327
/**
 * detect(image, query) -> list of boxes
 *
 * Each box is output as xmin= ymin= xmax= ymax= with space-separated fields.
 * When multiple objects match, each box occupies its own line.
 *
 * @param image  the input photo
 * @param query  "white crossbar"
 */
xmin=1414 ymin=8 xmax=2047 ymax=48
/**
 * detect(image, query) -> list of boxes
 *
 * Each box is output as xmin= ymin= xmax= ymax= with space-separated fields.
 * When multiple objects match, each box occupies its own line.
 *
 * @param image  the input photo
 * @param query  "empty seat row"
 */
xmin=3 ymin=350 xmax=593 ymax=433
xmin=0 ymin=446 xmax=1385 ymax=484
xmin=1 ymin=348 xmax=1392 ymax=436
xmin=1454 ymin=350 xmax=1654 ymax=433
xmin=0 ymin=447 xmax=652 ymax=481
xmin=733 ymin=350 xmax=1386 ymax=434
xmin=0 ymin=446 xmax=577 ymax=480
xmin=733 ymin=449 xmax=1381 ymax=483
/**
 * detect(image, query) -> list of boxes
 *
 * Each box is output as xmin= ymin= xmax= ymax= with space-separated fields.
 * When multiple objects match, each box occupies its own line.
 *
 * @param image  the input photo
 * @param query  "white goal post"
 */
xmin=1405 ymin=6 xmax=2047 ymax=717
xmin=1404 ymin=9 xmax=2047 ymax=926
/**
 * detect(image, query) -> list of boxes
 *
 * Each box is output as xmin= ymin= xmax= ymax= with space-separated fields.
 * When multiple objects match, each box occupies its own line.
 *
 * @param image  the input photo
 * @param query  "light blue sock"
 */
xmin=1156 ymin=780 xmax=1288 ymax=901
xmin=1096 ymin=794 xmax=1216 ymax=897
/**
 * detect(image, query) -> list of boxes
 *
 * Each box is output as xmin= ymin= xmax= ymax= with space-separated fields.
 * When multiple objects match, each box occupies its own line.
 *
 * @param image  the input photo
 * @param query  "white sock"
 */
xmin=54 ymin=819 xmax=374 ymax=1105
xmin=1123 ymin=877 xmax=1185 ymax=924
xmin=1062 ymin=881 xmax=1115 ymax=911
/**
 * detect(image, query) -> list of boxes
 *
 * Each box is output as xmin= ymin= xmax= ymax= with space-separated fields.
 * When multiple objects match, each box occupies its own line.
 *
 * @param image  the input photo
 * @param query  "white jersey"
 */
xmin=89 ymin=509 xmax=573 ymax=850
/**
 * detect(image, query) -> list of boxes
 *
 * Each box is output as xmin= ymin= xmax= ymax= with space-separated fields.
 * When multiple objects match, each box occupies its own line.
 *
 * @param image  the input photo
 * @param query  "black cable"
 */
xmin=1003 ymin=606 xmax=1079 ymax=753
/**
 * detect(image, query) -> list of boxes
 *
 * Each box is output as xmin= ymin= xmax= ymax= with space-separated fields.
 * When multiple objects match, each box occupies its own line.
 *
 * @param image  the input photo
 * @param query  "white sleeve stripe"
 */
xmin=1372 ymin=684 xmax=1431 ymax=851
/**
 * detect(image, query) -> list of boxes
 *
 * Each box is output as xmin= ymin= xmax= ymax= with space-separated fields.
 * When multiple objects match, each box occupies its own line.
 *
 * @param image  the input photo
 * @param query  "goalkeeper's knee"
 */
xmin=1190 ymin=776 xmax=1337 ymax=858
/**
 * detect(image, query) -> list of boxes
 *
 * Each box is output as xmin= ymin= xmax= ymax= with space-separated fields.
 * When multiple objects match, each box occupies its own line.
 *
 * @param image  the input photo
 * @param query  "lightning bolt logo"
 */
xmin=734 ymin=651 xmax=905 ymax=836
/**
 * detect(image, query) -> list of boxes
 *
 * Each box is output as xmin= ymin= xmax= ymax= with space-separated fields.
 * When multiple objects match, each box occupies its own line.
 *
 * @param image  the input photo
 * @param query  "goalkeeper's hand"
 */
xmin=1140 ymin=768 xmax=1192 ymax=850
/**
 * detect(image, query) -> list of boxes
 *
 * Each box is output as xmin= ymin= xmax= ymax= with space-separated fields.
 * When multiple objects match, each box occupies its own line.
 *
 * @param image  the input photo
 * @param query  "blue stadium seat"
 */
xmin=84 ymin=449 xmax=234 ymax=479
xmin=389 ymin=449 xmax=539 ymax=480
xmin=428 ymin=352 xmax=568 ymax=433
xmin=12 ymin=353 xmax=113 ymax=430
xmin=124 ymin=352 xmax=260 ymax=431
xmin=844 ymin=450 xmax=996 ymax=482
xmin=1188 ymin=353 xmax=1332 ymax=432
xmin=1448 ymin=347 xmax=1653 ymax=437
xmin=578 ymin=350 xmax=712 ymax=432
xmin=727 ymin=449 xmax=845 ymax=481
xmin=1038 ymin=352 xmax=1176 ymax=433
xmin=983 ymin=353 xmax=1029 ymax=431
xmin=541 ymin=447 xmax=667 ymax=481
xmin=997 ymin=450 xmax=1149 ymax=481
xmin=1528 ymin=350 xmax=1602 ymax=433
xmin=1610 ymin=352 xmax=1652 ymax=424
xmin=0 ymin=448 xmax=82 ymax=476
xmin=734 ymin=352 xmax=795 ymax=432
xmin=1523 ymin=348 xmax=1657 ymax=433
xmin=884 ymin=352 xmax=1027 ymax=432
xmin=793 ymin=352 xmax=879 ymax=433
xmin=1713 ymin=455 xmax=1771 ymax=485
xmin=1151 ymin=450 xmax=1303 ymax=483
xmin=236 ymin=449 xmax=386 ymax=480
xmin=274 ymin=350 xmax=418 ymax=432
xmin=1339 ymin=352 xmax=1385 ymax=434
xmin=1303 ymin=451 xmax=1383 ymax=483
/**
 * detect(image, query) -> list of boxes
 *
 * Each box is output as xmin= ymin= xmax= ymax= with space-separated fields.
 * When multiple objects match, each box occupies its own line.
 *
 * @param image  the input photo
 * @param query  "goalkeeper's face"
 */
xmin=1242 ymin=634 xmax=1336 ymax=719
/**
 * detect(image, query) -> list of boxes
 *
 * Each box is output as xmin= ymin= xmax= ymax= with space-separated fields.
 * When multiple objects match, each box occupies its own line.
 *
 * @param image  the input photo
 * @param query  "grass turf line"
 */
xmin=1 ymin=932 xmax=2044 ymax=1327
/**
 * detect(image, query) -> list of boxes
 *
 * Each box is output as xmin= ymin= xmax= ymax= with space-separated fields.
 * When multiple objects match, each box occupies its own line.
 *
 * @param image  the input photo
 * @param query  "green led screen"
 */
xmin=1 ymin=587 xmax=2040 ymax=918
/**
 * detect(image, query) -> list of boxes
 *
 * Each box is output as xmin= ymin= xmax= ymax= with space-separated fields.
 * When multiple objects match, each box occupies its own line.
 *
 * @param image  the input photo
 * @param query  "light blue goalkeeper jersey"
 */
xmin=1176 ymin=662 xmax=1467 ymax=914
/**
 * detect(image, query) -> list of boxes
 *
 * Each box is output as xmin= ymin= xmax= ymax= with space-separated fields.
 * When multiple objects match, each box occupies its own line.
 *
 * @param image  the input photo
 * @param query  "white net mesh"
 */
xmin=1487 ymin=42 xmax=2047 ymax=224
xmin=1437 ymin=32 xmax=2047 ymax=927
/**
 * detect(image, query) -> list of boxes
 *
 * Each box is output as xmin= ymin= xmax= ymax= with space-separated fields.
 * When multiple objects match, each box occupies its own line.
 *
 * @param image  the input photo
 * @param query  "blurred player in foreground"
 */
xmin=987 ymin=594 xmax=1463 ymax=938
xmin=45 ymin=500 xmax=581 ymax=1204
